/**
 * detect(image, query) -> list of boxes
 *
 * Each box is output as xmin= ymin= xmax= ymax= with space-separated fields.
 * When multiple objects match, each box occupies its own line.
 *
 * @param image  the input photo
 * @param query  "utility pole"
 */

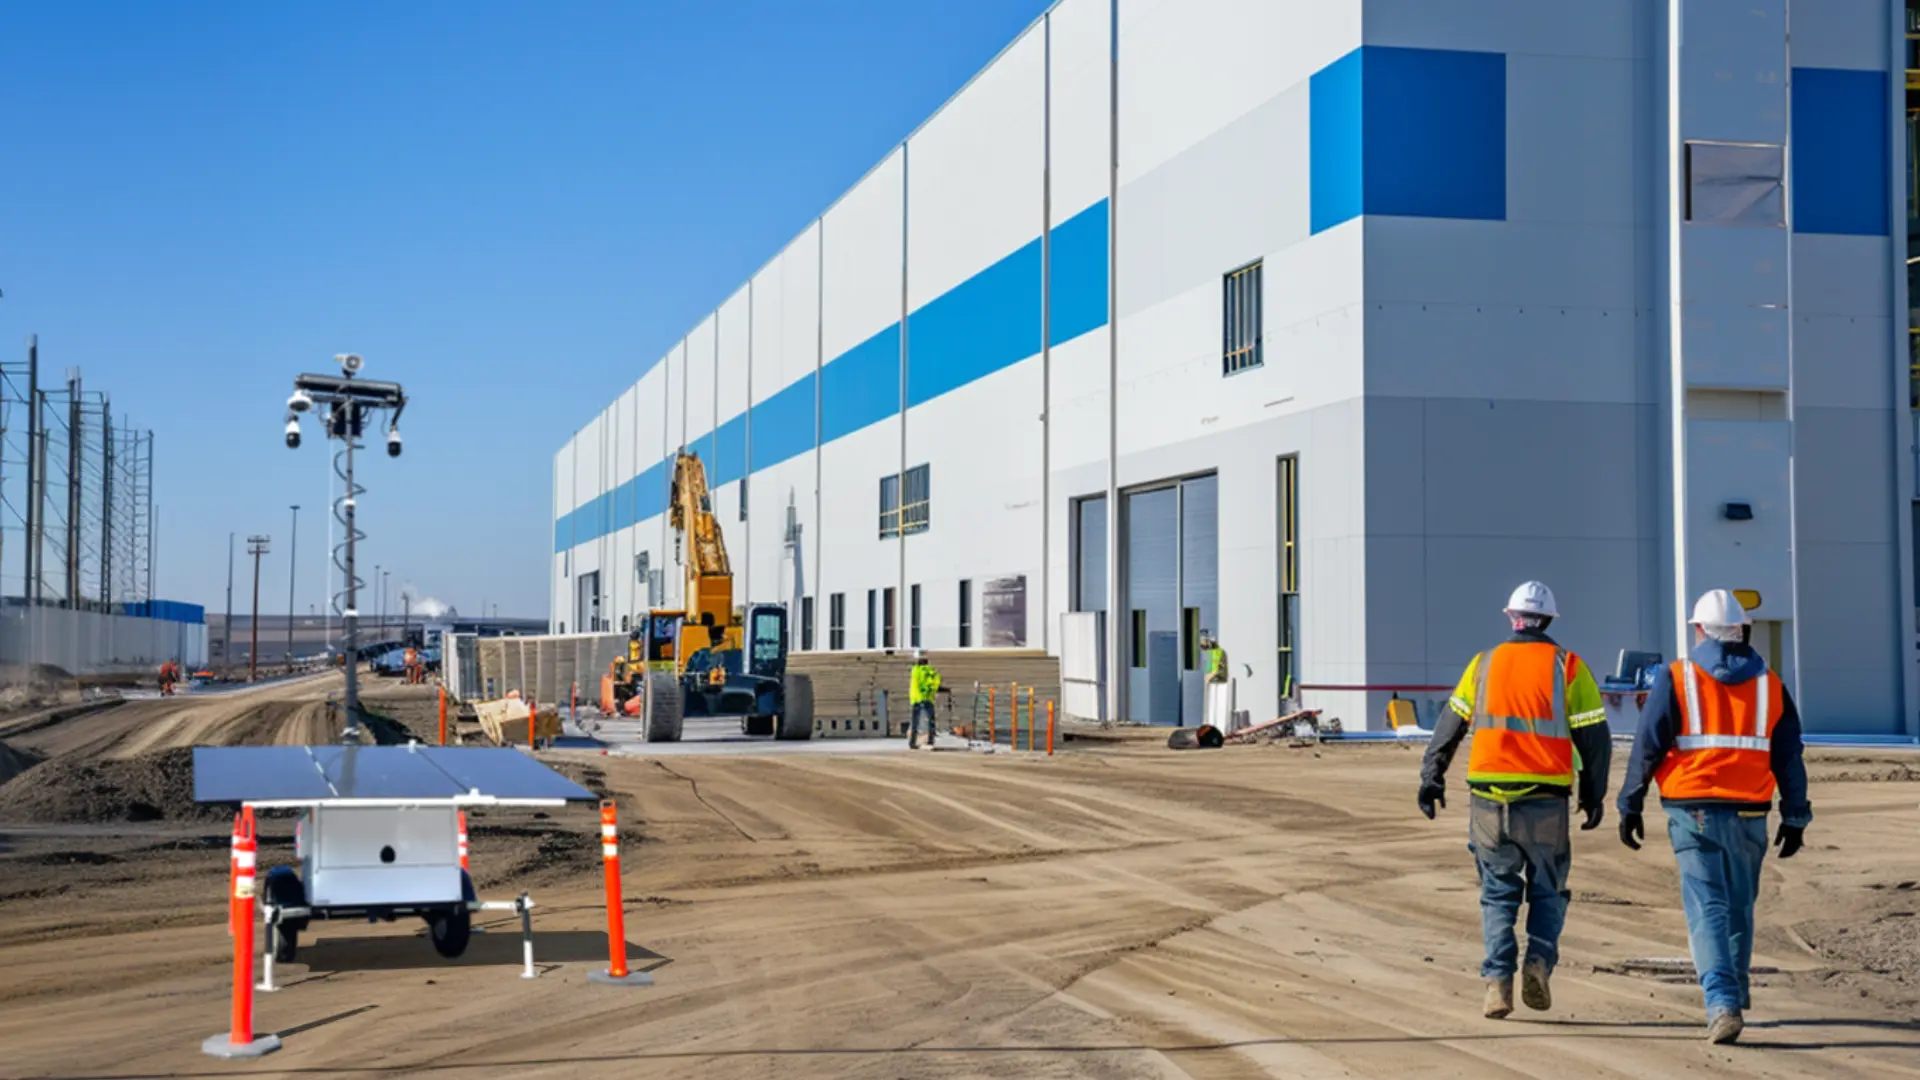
xmin=374 ymin=563 xmax=383 ymax=643
xmin=65 ymin=370 xmax=80 ymax=607
xmin=223 ymin=532 xmax=235 ymax=671
xmin=287 ymin=505 xmax=299 ymax=670
xmin=246 ymin=535 xmax=270 ymax=681
xmin=381 ymin=569 xmax=390 ymax=640
xmin=23 ymin=338 xmax=39 ymax=607
xmin=100 ymin=400 xmax=113 ymax=606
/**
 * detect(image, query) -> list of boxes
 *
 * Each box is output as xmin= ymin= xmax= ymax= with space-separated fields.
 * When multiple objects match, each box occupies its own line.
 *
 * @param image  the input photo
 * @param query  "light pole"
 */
xmin=381 ymin=568 xmax=390 ymax=641
xmin=223 ymin=533 xmax=235 ymax=672
xmin=246 ymin=535 xmax=270 ymax=682
xmin=284 ymin=354 xmax=407 ymax=740
xmin=286 ymin=504 xmax=299 ymax=671
xmin=373 ymin=564 xmax=382 ymax=643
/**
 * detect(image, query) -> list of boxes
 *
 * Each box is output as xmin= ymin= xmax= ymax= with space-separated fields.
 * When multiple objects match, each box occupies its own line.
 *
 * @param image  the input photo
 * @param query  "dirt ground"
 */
xmin=1 ymin=679 xmax=1917 ymax=1079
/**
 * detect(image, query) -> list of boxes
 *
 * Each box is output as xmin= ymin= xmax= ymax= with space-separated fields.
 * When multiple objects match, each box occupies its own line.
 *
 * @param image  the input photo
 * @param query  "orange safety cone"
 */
xmin=202 ymin=807 xmax=279 ymax=1058
xmin=589 ymin=800 xmax=653 ymax=987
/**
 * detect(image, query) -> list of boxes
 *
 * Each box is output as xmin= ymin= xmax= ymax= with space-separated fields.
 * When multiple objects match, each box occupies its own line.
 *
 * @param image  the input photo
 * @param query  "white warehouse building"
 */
xmin=553 ymin=0 xmax=1919 ymax=738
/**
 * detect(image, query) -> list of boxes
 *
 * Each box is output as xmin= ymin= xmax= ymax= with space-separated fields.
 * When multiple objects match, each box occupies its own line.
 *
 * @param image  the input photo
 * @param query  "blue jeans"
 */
xmin=911 ymin=701 xmax=936 ymax=739
xmin=1468 ymin=796 xmax=1571 ymax=979
xmin=1666 ymin=806 xmax=1768 ymax=1014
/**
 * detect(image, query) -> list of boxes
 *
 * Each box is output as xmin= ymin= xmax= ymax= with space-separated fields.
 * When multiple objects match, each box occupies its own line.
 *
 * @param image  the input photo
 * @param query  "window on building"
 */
xmin=620 ymin=614 xmax=629 ymax=633
xmin=909 ymin=584 xmax=921 ymax=648
xmin=867 ymin=589 xmax=877 ymax=649
xmin=1684 ymin=142 xmax=1784 ymax=227
xmin=829 ymin=593 xmax=845 ymax=651
xmin=958 ymin=579 xmax=972 ymax=647
xmin=801 ymin=596 xmax=815 ymax=651
xmin=1131 ymin=609 xmax=1147 ymax=668
xmin=1278 ymin=455 xmax=1300 ymax=704
xmin=739 ymin=475 xmax=749 ymax=521
xmin=880 ymin=464 xmax=931 ymax=538
xmin=883 ymin=586 xmax=897 ymax=648
xmin=1223 ymin=260 xmax=1264 ymax=375
xmin=1182 ymin=607 xmax=1201 ymax=671
xmin=1073 ymin=496 xmax=1107 ymax=612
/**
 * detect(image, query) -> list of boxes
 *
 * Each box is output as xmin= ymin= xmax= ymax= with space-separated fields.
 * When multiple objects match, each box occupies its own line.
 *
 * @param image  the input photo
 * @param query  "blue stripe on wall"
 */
xmin=1792 ymin=67 xmax=1889 ymax=237
xmin=557 ymin=196 xmax=1113 ymax=550
xmin=820 ymin=323 xmax=902 ymax=443
xmin=1310 ymin=46 xmax=1506 ymax=234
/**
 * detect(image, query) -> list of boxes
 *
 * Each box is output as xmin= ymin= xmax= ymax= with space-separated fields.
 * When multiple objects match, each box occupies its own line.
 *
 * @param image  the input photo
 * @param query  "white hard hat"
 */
xmin=1504 ymin=581 xmax=1559 ymax=619
xmin=913 ymin=648 xmax=926 ymax=661
xmin=1690 ymin=589 xmax=1750 ymax=639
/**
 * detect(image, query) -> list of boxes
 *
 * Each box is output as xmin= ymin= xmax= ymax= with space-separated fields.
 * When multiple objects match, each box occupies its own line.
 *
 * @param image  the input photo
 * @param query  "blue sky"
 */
xmin=0 ymin=0 xmax=1054 ymax=620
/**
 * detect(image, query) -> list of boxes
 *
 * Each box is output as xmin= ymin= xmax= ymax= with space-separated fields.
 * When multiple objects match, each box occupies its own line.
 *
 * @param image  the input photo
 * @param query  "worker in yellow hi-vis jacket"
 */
xmin=909 ymin=650 xmax=941 ymax=750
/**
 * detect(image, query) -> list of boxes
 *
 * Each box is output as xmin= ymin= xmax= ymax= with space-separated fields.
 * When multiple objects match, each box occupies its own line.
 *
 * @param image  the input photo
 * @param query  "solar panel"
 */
xmin=193 ymin=745 xmax=597 ymax=804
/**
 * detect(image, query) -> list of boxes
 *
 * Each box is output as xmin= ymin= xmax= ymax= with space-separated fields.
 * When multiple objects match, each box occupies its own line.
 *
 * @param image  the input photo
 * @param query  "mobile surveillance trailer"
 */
xmin=193 ymin=743 xmax=597 ymax=966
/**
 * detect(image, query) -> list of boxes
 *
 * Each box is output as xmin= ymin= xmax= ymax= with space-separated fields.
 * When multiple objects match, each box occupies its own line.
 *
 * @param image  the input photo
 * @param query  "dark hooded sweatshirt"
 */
xmin=1617 ymin=639 xmax=1813 ymax=826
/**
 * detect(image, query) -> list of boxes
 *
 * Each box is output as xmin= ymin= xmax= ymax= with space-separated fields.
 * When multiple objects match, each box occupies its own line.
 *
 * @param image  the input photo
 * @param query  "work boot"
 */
xmin=1520 ymin=956 xmax=1552 ymax=1011
xmin=1706 ymin=1009 xmax=1744 ymax=1045
xmin=1483 ymin=977 xmax=1514 ymax=1019
xmin=908 ymin=732 xmax=920 ymax=750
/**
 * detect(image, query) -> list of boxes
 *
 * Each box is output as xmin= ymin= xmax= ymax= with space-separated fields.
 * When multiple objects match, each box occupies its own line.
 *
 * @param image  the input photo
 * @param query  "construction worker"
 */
xmin=908 ymin=650 xmax=941 ymax=750
xmin=158 ymin=660 xmax=177 ymax=697
xmin=403 ymin=646 xmax=420 ymax=684
xmin=1419 ymin=581 xmax=1611 ymax=1020
xmin=1202 ymin=630 xmax=1228 ymax=684
xmin=1616 ymin=589 xmax=1810 ymax=1046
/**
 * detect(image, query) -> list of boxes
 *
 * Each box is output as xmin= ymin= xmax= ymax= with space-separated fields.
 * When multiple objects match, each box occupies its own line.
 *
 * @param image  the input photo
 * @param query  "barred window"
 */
xmin=879 ymin=464 xmax=931 ymax=538
xmin=1223 ymin=260 xmax=1263 ymax=375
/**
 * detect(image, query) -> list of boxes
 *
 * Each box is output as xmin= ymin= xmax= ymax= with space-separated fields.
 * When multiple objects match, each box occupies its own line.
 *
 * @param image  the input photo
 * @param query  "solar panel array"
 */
xmin=193 ymin=745 xmax=598 ymax=804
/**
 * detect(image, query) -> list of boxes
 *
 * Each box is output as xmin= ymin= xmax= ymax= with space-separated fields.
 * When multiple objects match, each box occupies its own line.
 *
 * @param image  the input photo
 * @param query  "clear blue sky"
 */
xmin=0 ymin=0 xmax=1054 ymax=620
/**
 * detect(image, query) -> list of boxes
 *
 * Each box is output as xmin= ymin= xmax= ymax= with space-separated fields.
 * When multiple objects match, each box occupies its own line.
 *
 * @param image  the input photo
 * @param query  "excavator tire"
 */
xmin=644 ymin=671 xmax=684 ymax=743
xmin=775 ymin=673 xmax=815 ymax=741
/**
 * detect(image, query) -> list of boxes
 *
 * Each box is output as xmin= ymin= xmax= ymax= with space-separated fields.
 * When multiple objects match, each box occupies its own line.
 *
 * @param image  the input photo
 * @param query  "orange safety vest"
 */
xmin=1654 ymin=660 xmax=1782 ymax=804
xmin=1465 ymin=642 xmax=1576 ymax=789
xmin=405 ymin=649 xmax=418 ymax=665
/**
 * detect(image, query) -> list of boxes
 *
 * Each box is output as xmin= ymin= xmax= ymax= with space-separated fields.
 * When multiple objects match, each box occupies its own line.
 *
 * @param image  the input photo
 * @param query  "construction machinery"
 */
xmin=600 ymin=449 xmax=813 ymax=742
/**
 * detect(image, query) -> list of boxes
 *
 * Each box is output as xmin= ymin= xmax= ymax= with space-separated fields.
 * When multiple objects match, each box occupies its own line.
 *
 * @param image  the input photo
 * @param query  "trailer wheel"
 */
xmin=644 ymin=671 xmax=684 ymax=743
xmin=428 ymin=872 xmax=476 ymax=959
xmin=775 ymin=674 xmax=814 ymax=741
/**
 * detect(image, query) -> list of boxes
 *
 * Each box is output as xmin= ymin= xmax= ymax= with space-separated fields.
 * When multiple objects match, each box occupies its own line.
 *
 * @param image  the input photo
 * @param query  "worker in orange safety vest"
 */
xmin=1616 ymin=589 xmax=1810 ymax=1046
xmin=1419 ymin=580 xmax=1611 ymax=1021
xmin=403 ymin=646 xmax=420 ymax=684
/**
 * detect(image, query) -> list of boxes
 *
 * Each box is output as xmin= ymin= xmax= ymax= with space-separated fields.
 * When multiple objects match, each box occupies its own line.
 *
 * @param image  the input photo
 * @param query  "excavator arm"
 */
xmin=668 ymin=449 xmax=734 ymax=634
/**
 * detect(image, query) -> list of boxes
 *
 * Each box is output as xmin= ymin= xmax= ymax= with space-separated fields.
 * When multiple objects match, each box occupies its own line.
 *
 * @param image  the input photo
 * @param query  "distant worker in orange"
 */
xmin=1419 ymin=581 xmax=1611 ymax=1020
xmin=403 ymin=646 xmax=421 ymax=684
xmin=159 ymin=659 xmax=179 ymax=696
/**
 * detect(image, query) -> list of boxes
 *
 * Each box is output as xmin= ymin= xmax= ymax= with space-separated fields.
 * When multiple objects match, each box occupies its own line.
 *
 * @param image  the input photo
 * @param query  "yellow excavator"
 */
xmin=601 ymin=449 xmax=813 ymax=742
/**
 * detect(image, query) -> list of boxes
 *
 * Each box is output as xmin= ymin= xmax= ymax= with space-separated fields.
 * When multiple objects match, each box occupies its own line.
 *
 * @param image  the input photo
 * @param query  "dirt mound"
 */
xmin=0 ymin=746 xmax=226 ymax=824
xmin=0 ymin=738 xmax=43 ymax=785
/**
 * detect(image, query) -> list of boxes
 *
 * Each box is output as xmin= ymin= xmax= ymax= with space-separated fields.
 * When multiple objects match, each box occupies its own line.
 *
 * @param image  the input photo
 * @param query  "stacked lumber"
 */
xmin=791 ymin=650 xmax=1060 ymax=736
xmin=470 ymin=696 xmax=564 ymax=747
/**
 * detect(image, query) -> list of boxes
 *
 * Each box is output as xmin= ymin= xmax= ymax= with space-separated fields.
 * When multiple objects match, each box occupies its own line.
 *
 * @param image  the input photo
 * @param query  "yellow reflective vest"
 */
xmin=910 ymin=664 xmax=941 ymax=704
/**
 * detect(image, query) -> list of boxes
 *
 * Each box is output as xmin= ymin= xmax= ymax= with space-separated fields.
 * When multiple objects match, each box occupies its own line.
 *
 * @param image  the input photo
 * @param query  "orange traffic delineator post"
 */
xmin=589 ymin=800 xmax=653 ymax=987
xmin=1047 ymin=700 xmax=1055 ymax=756
xmin=438 ymin=685 xmax=449 ymax=746
xmin=1025 ymin=687 xmax=1035 ymax=752
xmin=457 ymin=810 xmax=470 ymax=872
xmin=203 ymin=807 xmax=280 ymax=1059
xmin=527 ymin=698 xmax=538 ymax=750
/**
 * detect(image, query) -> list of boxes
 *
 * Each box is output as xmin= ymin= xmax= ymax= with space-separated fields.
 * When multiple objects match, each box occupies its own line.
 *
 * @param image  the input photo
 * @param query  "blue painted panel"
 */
xmin=909 ymin=238 xmax=1042 ymax=407
xmin=1363 ymin=47 xmax=1505 ymax=222
xmin=820 ymin=324 xmax=901 ymax=442
xmin=554 ymin=512 xmax=572 ymax=553
xmin=752 ymin=371 xmax=817 ymax=471
xmin=633 ymin=458 xmax=668 ymax=523
xmin=1310 ymin=49 xmax=1365 ymax=234
xmin=1792 ymin=67 xmax=1889 ymax=237
xmin=709 ymin=412 xmax=750 ymax=488
xmin=1048 ymin=199 xmax=1109 ymax=346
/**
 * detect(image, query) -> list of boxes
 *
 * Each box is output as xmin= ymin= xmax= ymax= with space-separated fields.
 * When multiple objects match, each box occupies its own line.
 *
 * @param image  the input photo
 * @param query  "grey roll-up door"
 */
xmin=1124 ymin=487 xmax=1177 ymax=723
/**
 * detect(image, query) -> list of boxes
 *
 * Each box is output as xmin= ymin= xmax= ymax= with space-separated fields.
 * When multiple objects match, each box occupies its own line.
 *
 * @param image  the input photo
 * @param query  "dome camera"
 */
xmin=285 ymin=417 xmax=302 ymax=449
xmin=337 ymin=353 xmax=364 ymax=376
xmin=287 ymin=389 xmax=314 ymax=414
xmin=386 ymin=429 xmax=402 ymax=458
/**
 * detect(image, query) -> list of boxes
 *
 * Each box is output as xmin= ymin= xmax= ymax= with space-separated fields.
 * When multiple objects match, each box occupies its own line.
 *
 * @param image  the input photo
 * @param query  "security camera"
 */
xmin=386 ymin=429 xmax=402 ymax=458
xmin=337 ymin=353 xmax=364 ymax=376
xmin=287 ymin=389 xmax=313 ymax=414
xmin=285 ymin=417 xmax=302 ymax=449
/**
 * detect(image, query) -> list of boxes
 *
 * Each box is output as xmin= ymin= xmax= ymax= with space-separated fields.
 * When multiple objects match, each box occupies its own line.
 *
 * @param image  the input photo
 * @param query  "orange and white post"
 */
xmin=1047 ymin=699 xmax=1056 ymax=756
xmin=202 ymin=807 xmax=280 ymax=1059
xmin=588 ymin=799 xmax=652 ymax=987
xmin=438 ymin=685 xmax=449 ymax=746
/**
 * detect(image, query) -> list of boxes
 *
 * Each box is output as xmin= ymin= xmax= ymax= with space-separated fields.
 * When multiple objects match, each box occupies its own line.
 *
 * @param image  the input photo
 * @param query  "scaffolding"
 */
xmin=0 ymin=335 xmax=156 ymax=610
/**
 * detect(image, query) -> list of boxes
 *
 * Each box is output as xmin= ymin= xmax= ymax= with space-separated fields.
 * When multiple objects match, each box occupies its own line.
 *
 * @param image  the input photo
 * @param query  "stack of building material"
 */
xmin=470 ymin=697 xmax=562 ymax=747
xmin=791 ymin=650 xmax=1060 ymax=736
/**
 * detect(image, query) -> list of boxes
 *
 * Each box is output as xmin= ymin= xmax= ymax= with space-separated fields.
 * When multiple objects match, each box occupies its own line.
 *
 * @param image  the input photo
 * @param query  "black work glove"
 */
xmin=1618 ymin=810 xmax=1644 ymax=851
xmin=1418 ymin=782 xmax=1446 ymax=820
xmin=1579 ymin=803 xmax=1604 ymax=831
xmin=1775 ymin=823 xmax=1805 ymax=859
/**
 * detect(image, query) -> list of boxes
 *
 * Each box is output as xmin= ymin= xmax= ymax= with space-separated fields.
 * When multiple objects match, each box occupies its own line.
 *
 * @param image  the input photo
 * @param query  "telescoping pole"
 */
xmin=588 ymin=800 xmax=653 ymax=987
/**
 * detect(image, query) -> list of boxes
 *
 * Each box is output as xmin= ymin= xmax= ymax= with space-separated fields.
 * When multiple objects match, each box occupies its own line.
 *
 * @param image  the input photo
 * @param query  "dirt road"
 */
xmin=1 ymin=703 xmax=1916 ymax=1079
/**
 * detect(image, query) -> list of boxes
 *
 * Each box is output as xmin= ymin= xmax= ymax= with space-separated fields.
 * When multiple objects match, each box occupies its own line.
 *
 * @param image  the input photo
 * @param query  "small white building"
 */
xmin=553 ymin=1 xmax=1918 ymax=737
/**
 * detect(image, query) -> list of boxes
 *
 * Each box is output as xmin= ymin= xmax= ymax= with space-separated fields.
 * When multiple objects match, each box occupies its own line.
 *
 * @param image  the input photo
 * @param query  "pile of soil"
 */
xmin=0 ymin=738 xmax=43 ymax=785
xmin=0 ymin=746 xmax=225 ymax=824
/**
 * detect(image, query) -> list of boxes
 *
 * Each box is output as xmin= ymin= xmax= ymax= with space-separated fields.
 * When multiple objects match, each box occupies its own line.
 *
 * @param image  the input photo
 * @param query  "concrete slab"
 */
xmin=561 ymin=715 xmax=904 ymax=757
